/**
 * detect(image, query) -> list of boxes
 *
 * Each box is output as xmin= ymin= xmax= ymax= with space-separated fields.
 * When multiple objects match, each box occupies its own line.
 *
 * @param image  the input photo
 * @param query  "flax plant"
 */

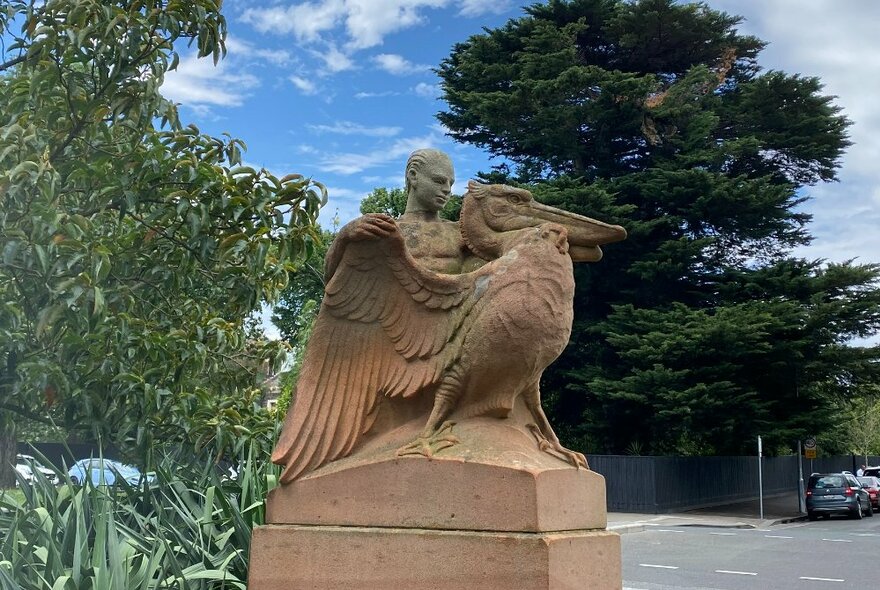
xmin=0 ymin=446 xmax=277 ymax=589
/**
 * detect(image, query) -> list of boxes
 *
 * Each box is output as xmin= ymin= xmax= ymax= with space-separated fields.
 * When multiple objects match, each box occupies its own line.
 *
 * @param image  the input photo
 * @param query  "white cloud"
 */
xmin=289 ymin=75 xmax=319 ymax=95
xmin=241 ymin=0 xmax=346 ymax=43
xmin=243 ymin=0 xmax=506 ymax=52
xmin=295 ymin=144 xmax=319 ymax=154
xmin=225 ymin=35 xmax=293 ymax=66
xmin=315 ymin=131 xmax=444 ymax=174
xmin=238 ymin=0 xmax=515 ymax=87
xmin=354 ymin=90 xmax=399 ymax=99
xmin=325 ymin=186 xmax=367 ymax=200
xmin=308 ymin=121 xmax=402 ymax=137
xmin=318 ymin=185 xmax=371 ymax=228
xmin=362 ymin=174 xmax=403 ymax=185
xmin=413 ymin=82 xmax=441 ymax=98
xmin=706 ymin=0 xmax=880 ymax=265
xmin=337 ymin=0 xmax=448 ymax=51
xmin=373 ymin=53 xmax=431 ymax=75
xmin=255 ymin=48 xmax=294 ymax=66
xmin=315 ymin=44 xmax=356 ymax=73
xmin=162 ymin=53 xmax=260 ymax=108
xmin=457 ymin=0 xmax=512 ymax=17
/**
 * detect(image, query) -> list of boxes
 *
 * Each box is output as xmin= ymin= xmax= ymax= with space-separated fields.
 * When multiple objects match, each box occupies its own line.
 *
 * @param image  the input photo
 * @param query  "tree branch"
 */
xmin=0 ymin=54 xmax=28 ymax=73
xmin=0 ymin=402 xmax=55 ymax=426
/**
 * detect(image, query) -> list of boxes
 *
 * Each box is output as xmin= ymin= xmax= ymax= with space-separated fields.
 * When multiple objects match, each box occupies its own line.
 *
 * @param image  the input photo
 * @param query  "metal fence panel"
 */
xmin=588 ymin=455 xmax=657 ymax=512
xmin=587 ymin=454 xmax=875 ymax=513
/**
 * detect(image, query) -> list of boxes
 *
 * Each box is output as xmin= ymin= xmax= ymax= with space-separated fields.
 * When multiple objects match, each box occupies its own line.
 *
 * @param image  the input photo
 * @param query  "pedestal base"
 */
xmin=267 ymin=455 xmax=607 ymax=532
xmin=249 ymin=524 xmax=621 ymax=590
xmin=267 ymin=416 xmax=607 ymax=533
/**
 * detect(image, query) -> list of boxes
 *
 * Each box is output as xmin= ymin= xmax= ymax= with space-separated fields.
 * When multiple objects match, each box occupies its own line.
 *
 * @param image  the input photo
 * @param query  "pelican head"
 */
xmin=459 ymin=180 xmax=627 ymax=262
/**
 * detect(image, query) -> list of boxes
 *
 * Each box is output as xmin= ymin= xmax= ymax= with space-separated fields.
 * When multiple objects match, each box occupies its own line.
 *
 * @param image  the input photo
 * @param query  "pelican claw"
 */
xmin=397 ymin=421 xmax=460 ymax=458
xmin=526 ymin=423 xmax=589 ymax=469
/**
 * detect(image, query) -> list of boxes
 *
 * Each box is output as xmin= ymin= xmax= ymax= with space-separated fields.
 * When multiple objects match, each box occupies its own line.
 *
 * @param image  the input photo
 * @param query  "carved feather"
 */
xmin=272 ymin=224 xmax=478 ymax=483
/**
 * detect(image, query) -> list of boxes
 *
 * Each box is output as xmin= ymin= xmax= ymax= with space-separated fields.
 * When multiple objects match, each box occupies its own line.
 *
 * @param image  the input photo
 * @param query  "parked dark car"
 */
xmin=806 ymin=472 xmax=872 ymax=520
xmin=858 ymin=476 xmax=880 ymax=509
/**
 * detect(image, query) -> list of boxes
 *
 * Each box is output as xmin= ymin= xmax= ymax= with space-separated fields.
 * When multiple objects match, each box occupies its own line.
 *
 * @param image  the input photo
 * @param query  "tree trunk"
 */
xmin=0 ymin=419 xmax=17 ymax=489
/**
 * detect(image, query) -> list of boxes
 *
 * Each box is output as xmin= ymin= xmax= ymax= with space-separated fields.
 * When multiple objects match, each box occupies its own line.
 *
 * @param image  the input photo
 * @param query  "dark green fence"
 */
xmin=587 ymin=454 xmax=880 ymax=513
xmin=17 ymin=442 xmax=122 ymax=471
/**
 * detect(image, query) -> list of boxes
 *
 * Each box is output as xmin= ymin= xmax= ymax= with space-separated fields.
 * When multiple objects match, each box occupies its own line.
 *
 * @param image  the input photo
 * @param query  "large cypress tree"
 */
xmin=437 ymin=0 xmax=880 ymax=455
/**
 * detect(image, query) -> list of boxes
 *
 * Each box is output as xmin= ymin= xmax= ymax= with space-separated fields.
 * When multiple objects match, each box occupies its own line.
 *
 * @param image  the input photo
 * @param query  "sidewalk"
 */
xmin=608 ymin=491 xmax=806 ymax=534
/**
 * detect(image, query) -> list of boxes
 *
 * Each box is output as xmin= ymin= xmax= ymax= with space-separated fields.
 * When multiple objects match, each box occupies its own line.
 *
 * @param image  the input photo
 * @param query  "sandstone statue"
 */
xmin=252 ymin=150 xmax=628 ymax=589
xmin=272 ymin=149 xmax=626 ymax=484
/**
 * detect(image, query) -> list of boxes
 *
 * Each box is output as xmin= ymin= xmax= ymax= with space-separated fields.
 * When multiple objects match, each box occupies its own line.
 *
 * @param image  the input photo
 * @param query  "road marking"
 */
xmin=639 ymin=564 xmax=679 ymax=570
xmin=709 ymin=532 xmax=737 ymax=536
xmin=764 ymin=535 xmax=793 ymax=539
xmin=800 ymin=576 xmax=844 ymax=582
xmin=715 ymin=570 xmax=757 ymax=576
xmin=655 ymin=529 xmax=683 ymax=533
xmin=821 ymin=538 xmax=852 ymax=543
xmin=851 ymin=532 xmax=880 ymax=537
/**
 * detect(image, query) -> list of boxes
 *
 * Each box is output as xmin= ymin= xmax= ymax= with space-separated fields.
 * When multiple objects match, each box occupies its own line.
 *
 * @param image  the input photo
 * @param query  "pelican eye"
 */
xmin=507 ymin=194 xmax=523 ymax=204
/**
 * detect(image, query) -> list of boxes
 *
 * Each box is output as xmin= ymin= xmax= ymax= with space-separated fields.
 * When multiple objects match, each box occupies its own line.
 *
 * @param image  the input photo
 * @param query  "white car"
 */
xmin=15 ymin=454 xmax=60 ymax=486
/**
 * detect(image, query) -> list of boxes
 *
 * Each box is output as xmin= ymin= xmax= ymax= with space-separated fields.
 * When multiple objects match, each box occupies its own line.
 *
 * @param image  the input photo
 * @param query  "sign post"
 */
xmin=802 ymin=437 xmax=817 ymax=514
xmin=758 ymin=435 xmax=764 ymax=521
xmin=797 ymin=440 xmax=806 ymax=513
xmin=804 ymin=437 xmax=817 ymax=459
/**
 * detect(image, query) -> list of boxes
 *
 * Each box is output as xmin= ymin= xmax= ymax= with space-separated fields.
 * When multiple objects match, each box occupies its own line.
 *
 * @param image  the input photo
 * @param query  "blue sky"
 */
xmin=162 ymin=0 xmax=524 ymax=229
xmin=159 ymin=1 xmax=880 ymax=336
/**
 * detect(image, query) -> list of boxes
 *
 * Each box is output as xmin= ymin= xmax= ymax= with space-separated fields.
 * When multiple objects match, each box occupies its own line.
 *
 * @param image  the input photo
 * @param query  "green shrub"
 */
xmin=0 ymin=446 xmax=277 ymax=589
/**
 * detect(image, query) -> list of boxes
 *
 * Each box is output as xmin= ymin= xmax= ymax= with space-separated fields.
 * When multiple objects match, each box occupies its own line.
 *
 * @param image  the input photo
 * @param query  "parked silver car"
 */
xmin=15 ymin=454 xmax=60 ymax=486
xmin=806 ymin=472 xmax=872 ymax=520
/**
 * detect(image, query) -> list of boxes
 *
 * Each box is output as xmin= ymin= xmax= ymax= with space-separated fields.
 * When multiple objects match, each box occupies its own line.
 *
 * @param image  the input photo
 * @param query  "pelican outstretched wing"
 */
xmin=272 ymin=221 xmax=476 ymax=483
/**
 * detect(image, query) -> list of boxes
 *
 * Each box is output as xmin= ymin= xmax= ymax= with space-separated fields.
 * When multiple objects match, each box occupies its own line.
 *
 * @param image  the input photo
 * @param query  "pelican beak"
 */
xmin=526 ymin=201 xmax=627 ymax=262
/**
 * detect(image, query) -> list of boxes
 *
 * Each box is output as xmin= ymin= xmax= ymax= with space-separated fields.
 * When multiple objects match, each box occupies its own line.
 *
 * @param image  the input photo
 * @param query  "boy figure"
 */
xmin=325 ymin=148 xmax=482 ymax=279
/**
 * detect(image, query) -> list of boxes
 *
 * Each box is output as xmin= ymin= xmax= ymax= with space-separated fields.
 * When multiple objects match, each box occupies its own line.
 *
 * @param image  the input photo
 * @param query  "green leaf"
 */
xmin=93 ymin=286 xmax=105 ymax=315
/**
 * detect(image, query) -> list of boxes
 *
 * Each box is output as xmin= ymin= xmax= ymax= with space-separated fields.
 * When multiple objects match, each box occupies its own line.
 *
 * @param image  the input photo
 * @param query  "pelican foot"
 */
xmin=396 ymin=421 xmax=460 ymax=458
xmin=526 ymin=423 xmax=589 ymax=469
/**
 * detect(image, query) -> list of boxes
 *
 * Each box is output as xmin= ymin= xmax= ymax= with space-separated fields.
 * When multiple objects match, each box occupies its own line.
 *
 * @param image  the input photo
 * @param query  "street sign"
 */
xmin=804 ymin=437 xmax=817 ymax=450
xmin=805 ymin=448 xmax=817 ymax=459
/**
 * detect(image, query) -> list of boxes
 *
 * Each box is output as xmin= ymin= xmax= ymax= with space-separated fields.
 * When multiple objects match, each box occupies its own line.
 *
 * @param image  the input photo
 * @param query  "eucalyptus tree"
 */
xmin=0 ymin=0 xmax=324 ymax=484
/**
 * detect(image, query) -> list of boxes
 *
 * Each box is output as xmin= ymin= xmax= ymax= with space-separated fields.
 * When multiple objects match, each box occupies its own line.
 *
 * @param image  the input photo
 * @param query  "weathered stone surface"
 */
xmin=267 ymin=413 xmax=607 ymax=532
xmin=272 ymin=148 xmax=627 ymax=485
xmin=251 ymin=149 xmax=626 ymax=589
xmin=249 ymin=524 xmax=622 ymax=590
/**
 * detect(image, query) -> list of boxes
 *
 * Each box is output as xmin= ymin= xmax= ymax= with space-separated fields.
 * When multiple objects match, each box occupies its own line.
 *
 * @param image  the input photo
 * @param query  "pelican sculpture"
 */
xmin=272 ymin=180 xmax=626 ymax=484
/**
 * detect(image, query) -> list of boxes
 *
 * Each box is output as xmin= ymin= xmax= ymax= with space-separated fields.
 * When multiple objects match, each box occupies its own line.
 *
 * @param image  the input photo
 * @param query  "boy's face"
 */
xmin=408 ymin=156 xmax=454 ymax=213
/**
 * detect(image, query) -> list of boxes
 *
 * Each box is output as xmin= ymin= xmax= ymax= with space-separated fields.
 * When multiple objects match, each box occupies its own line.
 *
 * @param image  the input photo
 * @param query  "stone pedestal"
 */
xmin=266 ymin=454 xmax=608 ymax=532
xmin=249 ymin=417 xmax=621 ymax=589
xmin=250 ymin=525 xmax=620 ymax=590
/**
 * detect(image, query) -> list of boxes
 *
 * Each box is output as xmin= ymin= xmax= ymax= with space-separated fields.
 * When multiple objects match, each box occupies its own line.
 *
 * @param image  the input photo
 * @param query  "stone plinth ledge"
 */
xmin=249 ymin=524 xmax=621 ymax=590
xmin=266 ymin=416 xmax=607 ymax=532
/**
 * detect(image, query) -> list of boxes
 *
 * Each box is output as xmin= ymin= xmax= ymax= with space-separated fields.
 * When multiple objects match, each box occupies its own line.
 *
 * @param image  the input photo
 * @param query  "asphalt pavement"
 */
xmin=620 ymin=506 xmax=880 ymax=589
xmin=608 ymin=490 xmax=806 ymax=534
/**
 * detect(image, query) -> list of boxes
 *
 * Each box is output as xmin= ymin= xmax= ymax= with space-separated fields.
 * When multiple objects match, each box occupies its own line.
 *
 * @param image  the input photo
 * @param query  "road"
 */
xmin=622 ymin=514 xmax=880 ymax=589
